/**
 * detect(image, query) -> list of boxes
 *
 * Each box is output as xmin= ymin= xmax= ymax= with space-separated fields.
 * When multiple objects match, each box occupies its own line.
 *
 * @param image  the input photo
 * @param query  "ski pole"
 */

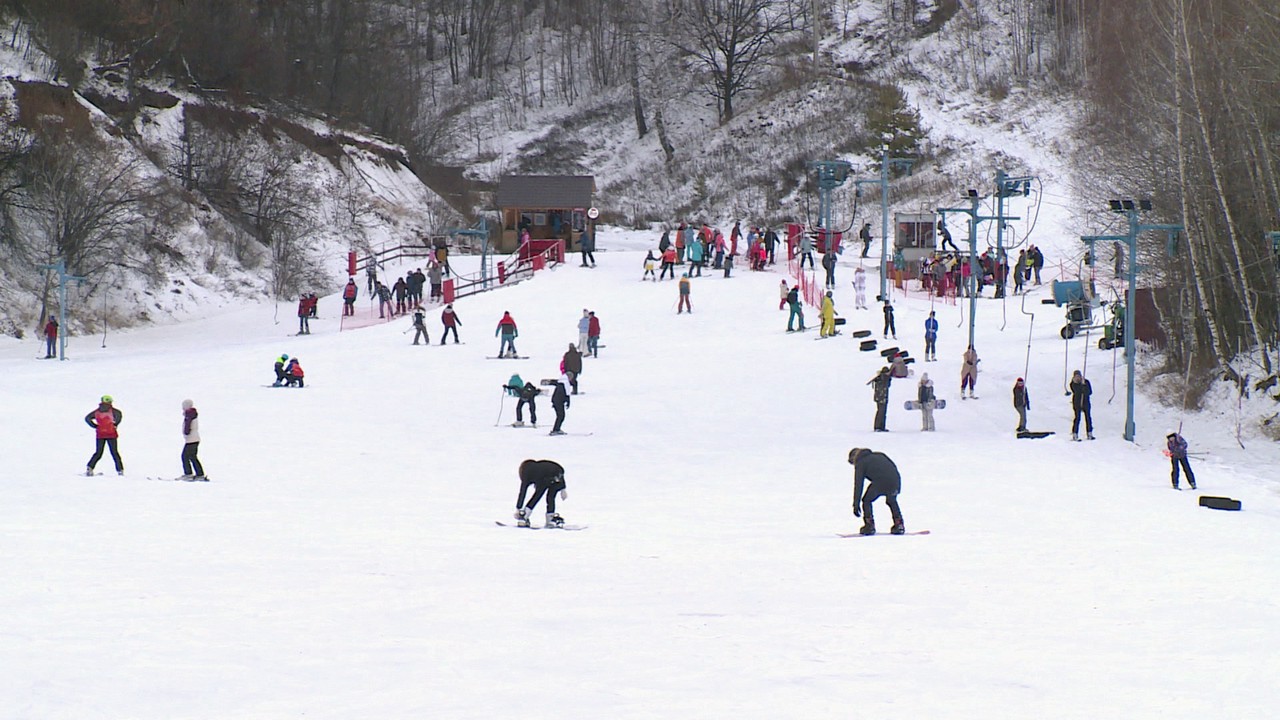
xmin=494 ymin=388 xmax=507 ymax=426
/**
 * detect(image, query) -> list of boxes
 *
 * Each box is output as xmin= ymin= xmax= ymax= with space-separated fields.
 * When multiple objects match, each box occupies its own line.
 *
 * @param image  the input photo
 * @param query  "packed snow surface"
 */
xmin=3 ymin=231 xmax=1278 ymax=719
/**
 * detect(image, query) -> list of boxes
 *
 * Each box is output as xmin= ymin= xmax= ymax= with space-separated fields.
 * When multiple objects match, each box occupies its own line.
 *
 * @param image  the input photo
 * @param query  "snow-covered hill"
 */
xmin=0 ymin=22 xmax=453 ymax=338
xmin=2 ymin=232 xmax=1277 ymax=718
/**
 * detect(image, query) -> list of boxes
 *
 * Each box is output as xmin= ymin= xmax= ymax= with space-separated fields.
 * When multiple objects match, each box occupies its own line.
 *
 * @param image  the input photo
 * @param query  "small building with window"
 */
xmin=495 ymin=175 xmax=596 ymax=254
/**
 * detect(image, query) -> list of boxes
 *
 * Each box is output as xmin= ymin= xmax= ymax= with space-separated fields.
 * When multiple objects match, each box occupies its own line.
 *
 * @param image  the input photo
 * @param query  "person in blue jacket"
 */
xmin=924 ymin=310 xmax=939 ymax=361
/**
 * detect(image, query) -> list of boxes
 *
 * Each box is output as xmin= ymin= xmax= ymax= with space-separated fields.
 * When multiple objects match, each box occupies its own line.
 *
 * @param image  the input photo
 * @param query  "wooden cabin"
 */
xmin=495 ymin=175 xmax=596 ymax=253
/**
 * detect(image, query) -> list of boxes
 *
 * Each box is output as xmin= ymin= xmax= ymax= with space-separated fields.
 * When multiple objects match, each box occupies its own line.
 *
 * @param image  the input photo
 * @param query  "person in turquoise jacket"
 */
xmin=687 ymin=235 xmax=705 ymax=276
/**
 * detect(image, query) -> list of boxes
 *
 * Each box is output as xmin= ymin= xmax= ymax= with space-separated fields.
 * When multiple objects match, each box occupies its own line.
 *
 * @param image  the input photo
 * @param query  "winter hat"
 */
xmin=100 ymin=395 xmax=113 ymax=404
xmin=921 ymin=373 xmax=931 ymax=384
xmin=1016 ymin=377 xmax=1024 ymax=383
xmin=847 ymin=447 xmax=868 ymax=464
xmin=182 ymin=399 xmax=194 ymax=410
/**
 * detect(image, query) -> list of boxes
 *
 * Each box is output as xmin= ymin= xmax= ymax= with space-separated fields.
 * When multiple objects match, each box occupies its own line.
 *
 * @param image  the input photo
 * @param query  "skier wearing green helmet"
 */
xmin=273 ymin=354 xmax=289 ymax=386
xmin=85 ymin=395 xmax=124 ymax=476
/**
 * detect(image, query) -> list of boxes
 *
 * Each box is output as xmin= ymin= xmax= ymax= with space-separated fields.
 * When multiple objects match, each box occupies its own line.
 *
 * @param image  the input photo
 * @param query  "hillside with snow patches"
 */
xmin=2 ymin=227 xmax=1279 ymax=718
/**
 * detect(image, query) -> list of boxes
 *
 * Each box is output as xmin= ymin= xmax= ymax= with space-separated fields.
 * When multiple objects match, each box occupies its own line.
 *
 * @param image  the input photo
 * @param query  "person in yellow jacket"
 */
xmin=820 ymin=291 xmax=838 ymax=337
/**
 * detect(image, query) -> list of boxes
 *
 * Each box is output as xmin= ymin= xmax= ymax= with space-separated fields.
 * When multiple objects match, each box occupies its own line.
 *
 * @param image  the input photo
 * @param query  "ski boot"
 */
xmin=512 ymin=421 xmax=525 ymax=427
xmin=180 ymin=474 xmax=196 ymax=481
xmin=890 ymin=517 xmax=906 ymax=535
xmin=514 ymin=507 xmax=532 ymax=528
xmin=1087 ymin=432 xmax=1095 ymax=440
xmin=85 ymin=467 xmax=95 ymax=477
xmin=193 ymin=475 xmax=208 ymax=482
xmin=549 ymin=429 xmax=566 ymax=436
xmin=1189 ymin=480 xmax=1197 ymax=490
xmin=1071 ymin=433 xmax=1080 ymax=442
xmin=545 ymin=513 xmax=565 ymax=529
xmin=859 ymin=518 xmax=876 ymax=536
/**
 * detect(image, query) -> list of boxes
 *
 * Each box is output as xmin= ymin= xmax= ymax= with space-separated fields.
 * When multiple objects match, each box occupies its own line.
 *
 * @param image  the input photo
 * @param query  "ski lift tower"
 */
xmin=36 ymin=258 xmax=85 ymax=361
xmin=449 ymin=216 xmax=492 ymax=289
xmin=1086 ymin=199 xmax=1182 ymax=442
xmin=809 ymin=160 xmax=852 ymax=236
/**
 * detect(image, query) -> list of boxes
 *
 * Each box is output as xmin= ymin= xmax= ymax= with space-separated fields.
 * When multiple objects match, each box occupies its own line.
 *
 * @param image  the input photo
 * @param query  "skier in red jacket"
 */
xmin=85 ymin=395 xmax=124 ymax=475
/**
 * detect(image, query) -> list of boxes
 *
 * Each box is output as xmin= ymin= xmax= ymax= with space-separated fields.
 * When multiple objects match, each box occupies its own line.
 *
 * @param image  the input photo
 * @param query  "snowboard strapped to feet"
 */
xmin=495 ymin=521 xmax=588 ymax=531
xmin=1016 ymin=430 xmax=1055 ymax=439
xmin=836 ymin=530 xmax=931 ymax=538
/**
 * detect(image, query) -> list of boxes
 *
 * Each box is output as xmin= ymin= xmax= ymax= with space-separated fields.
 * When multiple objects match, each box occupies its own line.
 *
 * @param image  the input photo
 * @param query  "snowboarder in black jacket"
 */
xmin=882 ymin=301 xmax=896 ymax=338
xmin=848 ymin=447 xmax=905 ymax=535
xmin=503 ymin=378 xmax=541 ymax=427
xmin=513 ymin=459 xmax=568 ymax=527
xmin=550 ymin=372 xmax=573 ymax=435
xmin=868 ymin=366 xmax=892 ymax=431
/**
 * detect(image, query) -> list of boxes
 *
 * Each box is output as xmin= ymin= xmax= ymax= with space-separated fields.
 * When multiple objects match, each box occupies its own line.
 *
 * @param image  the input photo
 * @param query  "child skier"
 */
xmin=853 ymin=266 xmax=867 ymax=309
xmin=180 ymin=399 xmax=206 ymax=481
xmin=440 ymin=304 xmax=461 ymax=344
xmin=85 ymin=395 xmax=124 ymax=476
xmin=513 ymin=459 xmax=569 ymax=528
xmin=1165 ymin=431 xmax=1197 ymax=490
xmin=411 ymin=306 xmax=429 ymax=345
xmin=819 ymin=291 xmax=837 ymax=337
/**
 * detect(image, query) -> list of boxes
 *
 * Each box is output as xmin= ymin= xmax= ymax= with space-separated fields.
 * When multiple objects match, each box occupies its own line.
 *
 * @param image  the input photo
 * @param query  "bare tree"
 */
xmin=669 ymin=0 xmax=793 ymax=123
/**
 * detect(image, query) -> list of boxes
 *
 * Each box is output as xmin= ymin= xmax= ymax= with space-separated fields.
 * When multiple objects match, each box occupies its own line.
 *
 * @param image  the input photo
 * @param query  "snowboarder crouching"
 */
xmin=514 ymin=459 xmax=568 ymax=528
xmin=273 ymin=354 xmax=289 ymax=386
xmin=284 ymin=357 xmax=305 ymax=387
xmin=848 ymin=447 xmax=905 ymax=535
xmin=504 ymin=374 xmax=541 ymax=427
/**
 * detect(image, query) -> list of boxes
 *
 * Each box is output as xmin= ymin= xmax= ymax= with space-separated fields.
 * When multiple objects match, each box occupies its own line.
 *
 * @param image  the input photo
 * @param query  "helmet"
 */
xmin=100 ymin=395 xmax=113 ymax=404
xmin=280 ymin=354 xmax=289 ymax=361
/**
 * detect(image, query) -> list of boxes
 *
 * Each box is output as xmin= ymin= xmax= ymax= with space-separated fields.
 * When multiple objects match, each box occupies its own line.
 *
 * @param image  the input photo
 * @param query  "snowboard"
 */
xmin=486 ymin=355 xmax=529 ymax=360
xmin=1016 ymin=430 xmax=1055 ymax=439
xmin=263 ymin=384 xmax=306 ymax=389
xmin=836 ymin=530 xmax=931 ymax=538
xmin=904 ymin=399 xmax=947 ymax=410
xmin=814 ymin=332 xmax=843 ymax=340
xmin=548 ymin=431 xmax=593 ymax=437
xmin=495 ymin=521 xmax=587 ymax=531
xmin=146 ymin=476 xmax=211 ymax=482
